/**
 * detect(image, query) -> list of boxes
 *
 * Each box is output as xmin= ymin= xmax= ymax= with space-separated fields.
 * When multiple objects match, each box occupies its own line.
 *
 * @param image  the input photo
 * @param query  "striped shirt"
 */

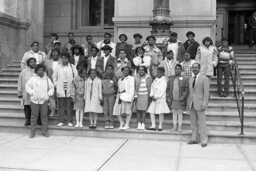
xmin=138 ymin=78 xmax=148 ymax=95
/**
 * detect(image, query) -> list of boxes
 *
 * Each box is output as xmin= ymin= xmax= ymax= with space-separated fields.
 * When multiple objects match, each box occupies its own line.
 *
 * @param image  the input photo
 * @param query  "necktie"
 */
xmin=193 ymin=75 xmax=197 ymax=88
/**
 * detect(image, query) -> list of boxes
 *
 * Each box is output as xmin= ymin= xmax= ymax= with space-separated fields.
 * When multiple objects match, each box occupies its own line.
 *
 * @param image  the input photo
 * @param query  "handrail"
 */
xmin=230 ymin=53 xmax=245 ymax=135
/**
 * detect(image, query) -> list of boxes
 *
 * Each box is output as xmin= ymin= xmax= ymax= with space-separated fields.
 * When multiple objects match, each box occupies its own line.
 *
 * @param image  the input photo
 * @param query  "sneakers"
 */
xmin=121 ymin=125 xmax=129 ymax=130
xmin=105 ymin=121 xmax=109 ymax=129
xmin=57 ymin=122 xmax=64 ymax=127
xmin=109 ymin=122 xmax=114 ymax=129
xmin=68 ymin=122 xmax=73 ymax=127
xmin=141 ymin=123 xmax=145 ymax=130
xmin=137 ymin=122 xmax=142 ymax=130
xmin=79 ymin=123 xmax=83 ymax=128
xmin=75 ymin=123 xmax=79 ymax=128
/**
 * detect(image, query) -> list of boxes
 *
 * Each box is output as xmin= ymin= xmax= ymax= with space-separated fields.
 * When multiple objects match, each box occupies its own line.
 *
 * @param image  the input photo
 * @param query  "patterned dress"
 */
xmin=70 ymin=76 xmax=85 ymax=110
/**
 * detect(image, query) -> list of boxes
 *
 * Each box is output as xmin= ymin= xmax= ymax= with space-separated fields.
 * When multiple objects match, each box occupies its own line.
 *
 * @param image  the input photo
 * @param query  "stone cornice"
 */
xmin=113 ymin=16 xmax=216 ymax=28
xmin=0 ymin=12 xmax=30 ymax=29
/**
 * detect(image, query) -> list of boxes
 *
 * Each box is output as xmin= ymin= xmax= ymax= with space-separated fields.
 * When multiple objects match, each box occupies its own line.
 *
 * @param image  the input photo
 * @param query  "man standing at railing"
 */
xmin=186 ymin=62 xmax=209 ymax=148
xmin=217 ymin=38 xmax=234 ymax=97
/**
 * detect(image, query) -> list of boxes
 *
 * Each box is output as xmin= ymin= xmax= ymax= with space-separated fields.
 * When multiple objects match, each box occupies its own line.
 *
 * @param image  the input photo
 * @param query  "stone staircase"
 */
xmin=0 ymin=47 xmax=255 ymax=144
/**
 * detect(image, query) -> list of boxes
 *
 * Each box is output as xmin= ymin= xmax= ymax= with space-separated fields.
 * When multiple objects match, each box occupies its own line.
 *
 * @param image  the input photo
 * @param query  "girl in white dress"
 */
xmin=84 ymin=69 xmax=103 ymax=128
xmin=147 ymin=67 xmax=170 ymax=131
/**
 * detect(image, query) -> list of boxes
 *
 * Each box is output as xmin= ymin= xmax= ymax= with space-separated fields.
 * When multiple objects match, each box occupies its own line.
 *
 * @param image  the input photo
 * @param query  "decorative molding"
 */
xmin=0 ymin=12 xmax=30 ymax=29
xmin=113 ymin=16 xmax=216 ymax=28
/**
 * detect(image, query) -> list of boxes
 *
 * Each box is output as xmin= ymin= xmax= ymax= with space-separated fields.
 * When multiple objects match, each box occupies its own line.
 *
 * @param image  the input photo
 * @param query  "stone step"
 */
xmin=2 ymin=68 xmax=21 ymax=72
xmin=0 ymin=72 xmax=19 ymax=78
xmin=0 ymin=114 xmax=255 ymax=133
xmin=207 ymin=103 xmax=256 ymax=113
xmin=236 ymin=57 xmax=256 ymax=61
xmin=237 ymin=61 xmax=256 ymax=65
xmin=1 ymin=123 xmax=255 ymax=144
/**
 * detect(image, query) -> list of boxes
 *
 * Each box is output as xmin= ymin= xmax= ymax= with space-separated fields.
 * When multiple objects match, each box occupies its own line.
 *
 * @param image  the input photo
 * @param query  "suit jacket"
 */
xmin=187 ymin=74 xmax=209 ymax=111
xmin=96 ymin=55 xmax=116 ymax=78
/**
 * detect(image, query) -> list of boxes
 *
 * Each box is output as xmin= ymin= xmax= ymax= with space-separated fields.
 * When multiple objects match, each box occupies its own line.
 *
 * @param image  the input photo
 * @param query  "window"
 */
xmin=80 ymin=0 xmax=114 ymax=28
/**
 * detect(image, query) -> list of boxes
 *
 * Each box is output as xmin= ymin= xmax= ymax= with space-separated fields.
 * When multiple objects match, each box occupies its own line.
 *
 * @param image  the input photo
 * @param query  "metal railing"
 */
xmin=230 ymin=54 xmax=245 ymax=135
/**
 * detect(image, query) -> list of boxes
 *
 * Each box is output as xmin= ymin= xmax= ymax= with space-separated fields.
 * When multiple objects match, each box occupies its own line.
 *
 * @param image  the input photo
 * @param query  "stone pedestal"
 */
xmin=149 ymin=0 xmax=173 ymax=45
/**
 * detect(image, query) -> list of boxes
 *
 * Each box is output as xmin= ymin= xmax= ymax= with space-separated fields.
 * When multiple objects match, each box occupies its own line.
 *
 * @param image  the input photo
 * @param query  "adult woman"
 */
xmin=18 ymin=57 xmax=37 ymax=126
xmin=195 ymin=37 xmax=218 ymax=80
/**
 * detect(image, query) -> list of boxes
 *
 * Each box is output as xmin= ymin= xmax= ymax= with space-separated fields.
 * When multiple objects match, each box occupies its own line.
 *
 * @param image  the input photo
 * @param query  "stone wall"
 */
xmin=0 ymin=0 xmax=44 ymax=69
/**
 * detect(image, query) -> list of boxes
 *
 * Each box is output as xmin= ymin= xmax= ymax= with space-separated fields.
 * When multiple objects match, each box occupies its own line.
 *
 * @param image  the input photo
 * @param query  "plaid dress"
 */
xmin=181 ymin=60 xmax=196 ymax=78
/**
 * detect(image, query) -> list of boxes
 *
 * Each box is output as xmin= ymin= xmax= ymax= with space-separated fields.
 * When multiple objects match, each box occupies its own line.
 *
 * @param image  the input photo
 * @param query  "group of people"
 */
xmin=17 ymin=31 xmax=235 ymax=148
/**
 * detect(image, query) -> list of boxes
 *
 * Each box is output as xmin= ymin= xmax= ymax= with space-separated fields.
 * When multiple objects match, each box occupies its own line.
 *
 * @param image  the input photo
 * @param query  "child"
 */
xmin=147 ymin=67 xmax=170 ymax=131
xmin=84 ymin=69 xmax=103 ymax=128
xmin=180 ymin=52 xmax=196 ymax=79
xmin=102 ymin=65 xmax=118 ymax=129
xmin=134 ymin=66 xmax=152 ymax=130
xmin=71 ymin=66 xmax=87 ymax=127
xmin=166 ymin=64 xmax=188 ymax=133
xmin=26 ymin=64 xmax=54 ymax=138
xmin=115 ymin=49 xmax=131 ymax=79
xmin=133 ymin=47 xmax=151 ymax=75
xmin=113 ymin=66 xmax=134 ymax=129
xmin=53 ymin=52 xmax=78 ymax=127
xmin=132 ymin=33 xmax=143 ymax=58
xmin=217 ymin=38 xmax=234 ymax=97
xmin=159 ymin=50 xmax=179 ymax=79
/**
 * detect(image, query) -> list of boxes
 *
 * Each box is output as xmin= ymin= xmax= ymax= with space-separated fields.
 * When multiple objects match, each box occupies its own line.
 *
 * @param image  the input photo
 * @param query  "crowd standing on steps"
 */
xmin=18 ymin=31 xmax=236 ymax=148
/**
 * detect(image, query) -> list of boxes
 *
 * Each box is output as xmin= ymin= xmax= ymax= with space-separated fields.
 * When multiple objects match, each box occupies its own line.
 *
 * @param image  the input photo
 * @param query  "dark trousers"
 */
xmin=30 ymin=102 xmax=48 ymax=133
xmin=249 ymin=28 xmax=256 ymax=45
xmin=58 ymin=97 xmax=73 ymax=123
xmin=24 ymin=105 xmax=41 ymax=125
xmin=217 ymin=63 xmax=231 ymax=93
xmin=103 ymin=94 xmax=115 ymax=122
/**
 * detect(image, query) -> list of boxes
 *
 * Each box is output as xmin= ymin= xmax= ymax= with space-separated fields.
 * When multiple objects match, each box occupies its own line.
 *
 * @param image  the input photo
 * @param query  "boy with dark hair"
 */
xmin=81 ymin=35 xmax=96 ymax=57
xmin=217 ymin=38 xmax=234 ymax=97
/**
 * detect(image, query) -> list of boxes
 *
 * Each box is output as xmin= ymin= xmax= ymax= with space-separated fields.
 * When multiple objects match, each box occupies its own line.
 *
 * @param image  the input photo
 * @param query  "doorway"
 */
xmin=228 ymin=10 xmax=255 ymax=45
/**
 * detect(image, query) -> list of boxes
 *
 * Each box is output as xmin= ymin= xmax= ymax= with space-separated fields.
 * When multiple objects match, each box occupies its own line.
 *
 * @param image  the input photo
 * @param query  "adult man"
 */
xmin=248 ymin=11 xmax=256 ymax=47
xmin=45 ymin=33 xmax=59 ymax=55
xmin=96 ymin=45 xmax=116 ymax=78
xmin=21 ymin=41 xmax=46 ymax=70
xmin=165 ymin=32 xmax=185 ymax=63
xmin=97 ymin=33 xmax=116 ymax=57
xmin=187 ymin=63 xmax=209 ymax=147
xmin=183 ymin=31 xmax=200 ymax=60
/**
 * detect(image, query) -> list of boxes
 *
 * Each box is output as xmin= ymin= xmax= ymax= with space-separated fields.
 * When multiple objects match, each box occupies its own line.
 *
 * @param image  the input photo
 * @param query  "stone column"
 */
xmin=149 ymin=0 xmax=173 ymax=44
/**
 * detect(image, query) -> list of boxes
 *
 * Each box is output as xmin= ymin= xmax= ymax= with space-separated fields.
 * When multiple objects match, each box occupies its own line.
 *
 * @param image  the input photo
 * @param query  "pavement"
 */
xmin=0 ymin=133 xmax=255 ymax=171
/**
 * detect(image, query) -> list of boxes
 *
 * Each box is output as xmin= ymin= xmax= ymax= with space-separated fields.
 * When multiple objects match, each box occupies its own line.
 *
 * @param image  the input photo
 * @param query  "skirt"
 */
xmin=113 ymin=94 xmax=132 ymax=115
xmin=147 ymin=100 xmax=170 ymax=114
xmin=73 ymin=95 xmax=85 ymax=110
xmin=136 ymin=94 xmax=149 ymax=111
xmin=171 ymin=100 xmax=184 ymax=110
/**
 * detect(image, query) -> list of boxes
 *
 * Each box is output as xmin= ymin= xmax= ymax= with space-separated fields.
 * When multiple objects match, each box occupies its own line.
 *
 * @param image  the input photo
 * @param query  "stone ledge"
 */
xmin=0 ymin=12 xmax=30 ymax=29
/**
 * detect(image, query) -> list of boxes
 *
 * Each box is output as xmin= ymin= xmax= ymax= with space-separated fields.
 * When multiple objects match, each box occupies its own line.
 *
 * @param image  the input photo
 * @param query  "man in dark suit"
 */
xmin=96 ymin=45 xmax=116 ymax=78
xmin=187 ymin=62 xmax=209 ymax=147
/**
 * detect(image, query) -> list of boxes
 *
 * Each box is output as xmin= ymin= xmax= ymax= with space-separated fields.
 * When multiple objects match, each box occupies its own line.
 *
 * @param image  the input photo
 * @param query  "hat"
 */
xmin=119 ymin=34 xmax=128 ymax=41
xmin=146 ymin=35 xmax=156 ymax=41
xmin=53 ymin=40 xmax=61 ymax=45
xmin=31 ymin=41 xmax=39 ymax=47
xmin=133 ymin=33 xmax=143 ymax=39
xmin=186 ymin=31 xmax=195 ymax=37
xmin=49 ymin=33 xmax=59 ymax=39
xmin=170 ymin=32 xmax=178 ymax=37
xmin=101 ymin=45 xmax=113 ymax=51
xmin=104 ymin=32 xmax=112 ymax=37
xmin=71 ymin=45 xmax=84 ymax=55
xmin=91 ymin=46 xmax=99 ymax=52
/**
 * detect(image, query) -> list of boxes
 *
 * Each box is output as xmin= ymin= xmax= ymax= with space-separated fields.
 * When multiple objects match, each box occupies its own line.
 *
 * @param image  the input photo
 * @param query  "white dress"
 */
xmin=147 ymin=76 xmax=170 ymax=114
xmin=84 ymin=77 xmax=103 ymax=113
